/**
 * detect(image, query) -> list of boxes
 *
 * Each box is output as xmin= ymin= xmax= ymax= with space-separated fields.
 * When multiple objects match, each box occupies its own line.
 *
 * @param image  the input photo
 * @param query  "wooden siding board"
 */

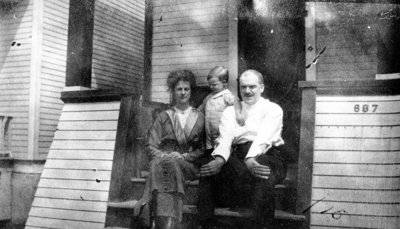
xmin=311 ymin=202 xmax=399 ymax=217
xmin=29 ymin=208 xmax=106 ymax=224
xmin=152 ymin=33 xmax=228 ymax=46
xmin=54 ymin=130 xmax=117 ymax=140
xmin=42 ymin=45 xmax=68 ymax=56
xmin=313 ymin=164 xmax=400 ymax=177
xmin=93 ymin=22 xmax=144 ymax=46
xmin=310 ymin=95 xmax=400 ymax=228
xmin=310 ymin=214 xmax=399 ymax=229
xmin=314 ymin=150 xmax=400 ymax=164
xmin=153 ymin=26 xmax=228 ymax=40
xmin=0 ymin=0 xmax=32 ymax=159
xmin=40 ymin=107 xmax=63 ymax=115
xmin=153 ymin=5 xmax=226 ymax=20
xmin=92 ymin=74 xmax=141 ymax=87
xmin=153 ymin=54 xmax=229 ymax=65
xmin=26 ymin=216 xmax=104 ymax=229
xmin=151 ymin=61 xmax=229 ymax=75
xmin=150 ymin=0 xmax=229 ymax=102
xmin=41 ymin=36 xmax=68 ymax=51
xmin=315 ymin=126 xmax=400 ymax=138
xmin=95 ymin=9 xmax=145 ymax=36
xmin=153 ymin=0 xmax=224 ymax=10
xmin=314 ymin=138 xmax=400 ymax=151
xmin=29 ymin=101 xmax=121 ymax=228
xmin=92 ymin=1 xmax=145 ymax=90
xmin=312 ymin=189 xmax=400 ymax=204
xmin=47 ymin=150 xmax=114 ymax=161
xmin=152 ymin=47 xmax=228 ymax=59
xmin=41 ymin=169 xmax=111 ymax=181
xmin=0 ymin=50 xmax=32 ymax=58
xmin=92 ymin=31 xmax=144 ymax=54
xmin=44 ymin=0 xmax=69 ymax=11
xmin=57 ymin=121 xmax=118 ymax=131
xmin=62 ymin=102 xmax=120 ymax=111
xmin=59 ymin=111 xmax=120 ymax=121
xmin=42 ymin=21 xmax=68 ymax=36
xmin=0 ymin=66 xmax=31 ymax=74
xmin=32 ymin=191 xmax=108 ymax=206
xmin=39 ymin=0 xmax=69 ymax=158
xmin=313 ymin=176 xmax=400 ymax=190
xmin=152 ymin=40 xmax=228 ymax=53
xmin=152 ymin=15 xmax=227 ymax=27
xmin=92 ymin=49 xmax=144 ymax=70
xmin=35 ymin=188 xmax=109 ymax=202
xmin=50 ymin=140 xmax=115 ymax=150
xmin=91 ymin=74 xmax=139 ymax=89
xmin=92 ymin=40 xmax=144 ymax=61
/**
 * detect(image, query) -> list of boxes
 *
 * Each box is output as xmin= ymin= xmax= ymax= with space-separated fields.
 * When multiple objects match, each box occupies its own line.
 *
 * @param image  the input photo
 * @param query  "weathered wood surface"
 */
xmin=26 ymin=101 xmax=120 ymax=229
xmin=310 ymin=95 xmax=400 ymax=229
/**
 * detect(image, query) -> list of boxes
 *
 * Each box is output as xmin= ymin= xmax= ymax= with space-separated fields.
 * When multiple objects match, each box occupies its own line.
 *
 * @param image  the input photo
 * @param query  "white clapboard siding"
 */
xmin=311 ymin=214 xmax=399 ymax=229
xmin=39 ymin=0 xmax=69 ymax=158
xmin=26 ymin=101 xmax=120 ymax=229
xmin=0 ymin=0 xmax=33 ymax=158
xmin=25 ymin=217 xmax=104 ymax=229
xmin=150 ymin=0 xmax=229 ymax=103
xmin=35 ymin=188 xmax=109 ymax=202
xmin=92 ymin=0 xmax=145 ymax=90
xmin=312 ymin=189 xmax=400 ymax=204
xmin=311 ymin=95 xmax=400 ymax=229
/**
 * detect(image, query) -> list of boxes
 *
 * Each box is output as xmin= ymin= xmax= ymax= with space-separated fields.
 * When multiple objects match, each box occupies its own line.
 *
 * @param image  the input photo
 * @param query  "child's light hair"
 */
xmin=207 ymin=66 xmax=229 ymax=83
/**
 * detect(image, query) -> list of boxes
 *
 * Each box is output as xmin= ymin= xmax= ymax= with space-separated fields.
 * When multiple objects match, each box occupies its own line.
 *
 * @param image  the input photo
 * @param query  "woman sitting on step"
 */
xmin=134 ymin=70 xmax=205 ymax=229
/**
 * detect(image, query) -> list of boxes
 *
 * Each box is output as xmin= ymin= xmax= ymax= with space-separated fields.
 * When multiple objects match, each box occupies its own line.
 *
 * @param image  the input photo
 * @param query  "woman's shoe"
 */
xmin=154 ymin=216 xmax=180 ymax=229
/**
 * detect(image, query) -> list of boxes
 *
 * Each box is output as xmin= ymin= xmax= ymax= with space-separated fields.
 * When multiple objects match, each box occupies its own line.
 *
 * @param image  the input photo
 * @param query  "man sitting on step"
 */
xmin=198 ymin=69 xmax=287 ymax=229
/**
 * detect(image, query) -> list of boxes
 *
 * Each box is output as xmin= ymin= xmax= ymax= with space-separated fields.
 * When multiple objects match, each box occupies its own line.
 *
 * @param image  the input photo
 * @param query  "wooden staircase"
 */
xmin=103 ymin=88 xmax=305 ymax=228
xmin=106 ymin=166 xmax=305 ymax=228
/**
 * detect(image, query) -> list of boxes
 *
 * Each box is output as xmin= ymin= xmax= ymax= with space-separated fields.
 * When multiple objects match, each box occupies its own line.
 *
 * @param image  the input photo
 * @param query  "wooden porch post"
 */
xmin=65 ymin=0 xmax=96 ymax=88
xmin=296 ymin=87 xmax=316 ymax=229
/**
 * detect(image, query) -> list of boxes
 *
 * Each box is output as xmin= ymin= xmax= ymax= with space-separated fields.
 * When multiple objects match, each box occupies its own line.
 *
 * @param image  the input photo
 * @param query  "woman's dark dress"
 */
xmin=134 ymin=107 xmax=205 ymax=226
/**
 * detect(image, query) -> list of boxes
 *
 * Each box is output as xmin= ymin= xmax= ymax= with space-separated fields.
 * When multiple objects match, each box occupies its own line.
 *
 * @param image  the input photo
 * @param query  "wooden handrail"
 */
xmin=0 ymin=115 xmax=12 ymax=157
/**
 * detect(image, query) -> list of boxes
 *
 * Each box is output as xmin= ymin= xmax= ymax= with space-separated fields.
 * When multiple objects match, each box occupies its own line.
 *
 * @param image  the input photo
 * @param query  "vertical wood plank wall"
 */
xmin=92 ymin=0 xmax=145 ymax=90
xmin=0 ymin=0 xmax=33 ymax=159
xmin=310 ymin=95 xmax=400 ymax=229
xmin=26 ymin=101 xmax=120 ymax=228
xmin=150 ymin=0 xmax=229 ymax=103
xmin=38 ymin=0 xmax=69 ymax=159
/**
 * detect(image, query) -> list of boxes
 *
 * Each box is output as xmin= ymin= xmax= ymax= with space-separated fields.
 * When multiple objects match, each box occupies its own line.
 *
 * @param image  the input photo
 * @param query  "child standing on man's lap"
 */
xmin=198 ymin=66 xmax=244 ymax=154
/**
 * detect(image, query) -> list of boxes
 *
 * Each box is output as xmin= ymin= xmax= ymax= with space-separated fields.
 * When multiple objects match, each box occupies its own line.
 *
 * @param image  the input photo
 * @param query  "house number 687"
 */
xmin=354 ymin=104 xmax=378 ymax=113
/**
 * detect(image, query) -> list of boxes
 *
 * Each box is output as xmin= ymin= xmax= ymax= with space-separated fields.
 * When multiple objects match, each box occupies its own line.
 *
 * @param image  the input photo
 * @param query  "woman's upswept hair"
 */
xmin=167 ymin=69 xmax=196 ymax=91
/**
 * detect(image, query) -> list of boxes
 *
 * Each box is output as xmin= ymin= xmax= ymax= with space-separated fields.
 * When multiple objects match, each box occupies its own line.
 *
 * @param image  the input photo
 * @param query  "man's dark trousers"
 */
xmin=198 ymin=142 xmax=286 ymax=228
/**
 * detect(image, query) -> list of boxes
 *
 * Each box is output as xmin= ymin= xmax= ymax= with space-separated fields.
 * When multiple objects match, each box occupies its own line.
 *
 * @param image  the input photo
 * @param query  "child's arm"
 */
xmin=233 ymin=98 xmax=245 ymax=126
xmin=223 ymin=94 xmax=245 ymax=126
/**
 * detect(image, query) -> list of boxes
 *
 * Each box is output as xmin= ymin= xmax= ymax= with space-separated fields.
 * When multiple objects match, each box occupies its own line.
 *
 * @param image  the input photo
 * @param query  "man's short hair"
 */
xmin=239 ymin=69 xmax=264 ymax=85
xmin=207 ymin=66 xmax=229 ymax=83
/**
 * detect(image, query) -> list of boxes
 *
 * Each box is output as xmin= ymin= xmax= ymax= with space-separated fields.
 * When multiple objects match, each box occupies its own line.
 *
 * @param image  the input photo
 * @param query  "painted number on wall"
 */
xmin=353 ymin=104 xmax=378 ymax=113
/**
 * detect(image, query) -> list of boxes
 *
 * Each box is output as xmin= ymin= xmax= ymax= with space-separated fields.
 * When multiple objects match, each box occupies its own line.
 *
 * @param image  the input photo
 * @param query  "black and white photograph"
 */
xmin=0 ymin=0 xmax=399 ymax=228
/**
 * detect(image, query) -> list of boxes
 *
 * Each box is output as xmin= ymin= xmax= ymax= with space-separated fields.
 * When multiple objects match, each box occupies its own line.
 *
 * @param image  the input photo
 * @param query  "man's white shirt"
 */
xmin=212 ymin=97 xmax=284 ymax=162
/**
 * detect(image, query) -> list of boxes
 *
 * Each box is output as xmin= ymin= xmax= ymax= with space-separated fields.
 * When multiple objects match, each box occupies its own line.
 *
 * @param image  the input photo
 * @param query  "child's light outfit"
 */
xmin=199 ymin=89 xmax=234 ymax=150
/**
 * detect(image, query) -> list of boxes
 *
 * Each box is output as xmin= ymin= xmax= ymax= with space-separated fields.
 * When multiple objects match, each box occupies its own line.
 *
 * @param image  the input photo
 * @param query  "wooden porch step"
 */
xmin=130 ymin=177 xmax=295 ymax=210
xmin=107 ymin=200 xmax=305 ymax=222
xmin=131 ymin=177 xmax=290 ymax=189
